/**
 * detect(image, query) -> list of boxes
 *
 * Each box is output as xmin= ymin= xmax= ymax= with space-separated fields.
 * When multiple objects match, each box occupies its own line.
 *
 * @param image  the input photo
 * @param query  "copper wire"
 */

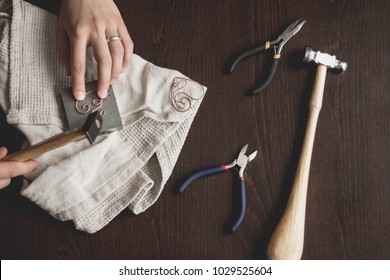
xmin=170 ymin=77 xmax=205 ymax=112
xmin=75 ymin=88 xmax=107 ymax=115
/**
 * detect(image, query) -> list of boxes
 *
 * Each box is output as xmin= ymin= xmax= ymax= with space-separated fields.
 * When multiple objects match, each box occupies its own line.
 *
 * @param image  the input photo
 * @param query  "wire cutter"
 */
xmin=228 ymin=18 xmax=306 ymax=96
xmin=177 ymin=144 xmax=257 ymax=233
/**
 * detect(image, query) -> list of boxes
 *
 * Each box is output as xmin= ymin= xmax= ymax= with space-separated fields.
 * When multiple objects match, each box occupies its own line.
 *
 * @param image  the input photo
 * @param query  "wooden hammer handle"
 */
xmin=267 ymin=64 xmax=328 ymax=260
xmin=2 ymin=129 xmax=85 ymax=162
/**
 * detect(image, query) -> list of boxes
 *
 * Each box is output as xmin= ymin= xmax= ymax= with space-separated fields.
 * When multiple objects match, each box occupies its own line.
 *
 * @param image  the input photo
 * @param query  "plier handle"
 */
xmin=177 ymin=144 xmax=257 ymax=233
xmin=228 ymin=18 xmax=306 ymax=96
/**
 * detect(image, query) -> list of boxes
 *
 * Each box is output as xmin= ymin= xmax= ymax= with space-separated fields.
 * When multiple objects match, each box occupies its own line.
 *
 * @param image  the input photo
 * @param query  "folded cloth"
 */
xmin=0 ymin=0 xmax=206 ymax=233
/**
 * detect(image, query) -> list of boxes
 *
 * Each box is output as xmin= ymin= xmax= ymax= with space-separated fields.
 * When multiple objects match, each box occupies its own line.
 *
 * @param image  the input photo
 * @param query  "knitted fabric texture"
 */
xmin=0 ymin=0 xmax=206 ymax=233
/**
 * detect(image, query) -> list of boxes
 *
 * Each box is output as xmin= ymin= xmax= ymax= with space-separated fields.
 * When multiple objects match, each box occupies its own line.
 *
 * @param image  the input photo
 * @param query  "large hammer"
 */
xmin=267 ymin=46 xmax=347 ymax=260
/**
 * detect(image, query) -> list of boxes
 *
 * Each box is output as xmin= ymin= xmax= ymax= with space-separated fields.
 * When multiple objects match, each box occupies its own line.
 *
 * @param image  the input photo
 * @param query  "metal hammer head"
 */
xmin=83 ymin=111 xmax=103 ymax=144
xmin=303 ymin=46 xmax=347 ymax=71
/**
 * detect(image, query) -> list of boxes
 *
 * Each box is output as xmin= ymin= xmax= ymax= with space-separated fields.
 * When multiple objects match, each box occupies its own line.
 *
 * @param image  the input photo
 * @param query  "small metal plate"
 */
xmin=60 ymin=80 xmax=123 ymax=132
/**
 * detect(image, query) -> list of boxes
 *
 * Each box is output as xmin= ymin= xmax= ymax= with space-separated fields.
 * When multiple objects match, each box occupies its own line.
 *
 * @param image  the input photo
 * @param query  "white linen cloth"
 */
xmin=0 ymin=0 xmax=206 ymax=233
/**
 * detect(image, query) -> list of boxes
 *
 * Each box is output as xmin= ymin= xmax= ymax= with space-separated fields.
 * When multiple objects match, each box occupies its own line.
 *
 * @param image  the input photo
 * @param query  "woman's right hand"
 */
xmin=0 ymin=147 xmax=38 ymax=189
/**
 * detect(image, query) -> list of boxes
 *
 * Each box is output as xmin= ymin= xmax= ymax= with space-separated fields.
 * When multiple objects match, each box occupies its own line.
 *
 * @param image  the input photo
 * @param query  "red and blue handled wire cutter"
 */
xmin=177 ymin=144 xmax=257 ymax=233
xmin=228 ymin=18 xmax=306 ymax=95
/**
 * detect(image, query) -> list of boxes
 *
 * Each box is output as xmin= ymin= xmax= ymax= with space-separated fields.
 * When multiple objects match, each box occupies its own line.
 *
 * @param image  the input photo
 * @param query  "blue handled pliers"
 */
xmin=177 ymin=144 xmax=257 ymax=233
xmin=228 ymin=18 xmax=306 ymax=95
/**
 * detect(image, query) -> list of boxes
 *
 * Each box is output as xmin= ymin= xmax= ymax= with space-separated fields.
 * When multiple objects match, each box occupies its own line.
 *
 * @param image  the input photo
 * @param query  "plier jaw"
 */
xmin=273 ymin=18 xmax=306 ymax=55
xmin=234 ymin=144 xmax=258 ymax=179
xmin=223 ymin=144 xmax=257 ymax=173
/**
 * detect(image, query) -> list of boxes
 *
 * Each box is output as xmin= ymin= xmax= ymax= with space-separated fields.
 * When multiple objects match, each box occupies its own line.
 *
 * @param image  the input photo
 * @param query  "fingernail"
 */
xmin=0 ymin=147 xmax=7 ymax=156
xmin=74 ymin=92 xmax=85 ymax=101
xmin=99 ymin=90 xmax=108 ymax=99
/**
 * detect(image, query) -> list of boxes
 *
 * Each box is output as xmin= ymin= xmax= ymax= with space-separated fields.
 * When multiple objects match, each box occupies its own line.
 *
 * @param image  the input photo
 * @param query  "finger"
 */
xmin=92 ymin=36 xmax=112 ymax=98
xmin=107 ymin=32 xmax=124 ymax=83
xmin=0 ymin=160 xmax=38 ymax=180
xmin=0 ymin=178 xmax=11 ymax=189
xmin=70 ymin=37 xmax=88 ymax=100
xmin=0 ymin=146 xmax=7 ymax=160
xmin=58 ymin=25 xmax=71 ymax=76
xmin=117 ymin=24 xmax=134 ymax=72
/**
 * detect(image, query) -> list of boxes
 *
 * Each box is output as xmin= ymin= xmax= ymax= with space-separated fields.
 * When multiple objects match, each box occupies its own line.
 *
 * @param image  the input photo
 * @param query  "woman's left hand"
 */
xmin=58 ymin=0 xmax=134 ymax=101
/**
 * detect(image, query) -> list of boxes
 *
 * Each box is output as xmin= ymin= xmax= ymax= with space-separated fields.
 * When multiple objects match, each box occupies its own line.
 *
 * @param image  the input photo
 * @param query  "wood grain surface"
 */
xmin=1 ymin=0 xmax=389 ymax=259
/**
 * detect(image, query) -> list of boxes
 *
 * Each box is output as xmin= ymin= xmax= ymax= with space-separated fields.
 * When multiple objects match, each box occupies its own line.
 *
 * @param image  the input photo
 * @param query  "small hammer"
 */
xmin=2 ymin=112 xmax=103 ymax=162
xmin=267 ymin=46 xmax=347 ymax=260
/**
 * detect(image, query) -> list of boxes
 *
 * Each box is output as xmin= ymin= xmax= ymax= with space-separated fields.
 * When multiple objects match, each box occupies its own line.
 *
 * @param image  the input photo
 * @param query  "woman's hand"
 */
xmin=58 ymin=0 xmax=134 ymax=100
xmin=0 ymin=147 xmax=38 ymax=189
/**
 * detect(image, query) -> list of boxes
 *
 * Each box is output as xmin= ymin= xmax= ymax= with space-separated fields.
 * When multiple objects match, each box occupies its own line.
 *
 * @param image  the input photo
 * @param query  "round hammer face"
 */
xmin=303 ymin=46 xmax=347 ymax=72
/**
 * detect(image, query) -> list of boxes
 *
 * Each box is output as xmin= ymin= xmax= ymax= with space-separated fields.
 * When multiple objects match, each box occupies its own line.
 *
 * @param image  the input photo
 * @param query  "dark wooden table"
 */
xmin=1 ymin=0 xmax=389 ymax=260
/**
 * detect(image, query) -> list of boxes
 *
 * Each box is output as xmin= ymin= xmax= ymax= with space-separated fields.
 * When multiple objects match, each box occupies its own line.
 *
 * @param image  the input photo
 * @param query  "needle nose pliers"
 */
xmin=177 ymin=144 xmax=257 ymax=233
xmin=228 ymin=18 xmax=306 ymax=95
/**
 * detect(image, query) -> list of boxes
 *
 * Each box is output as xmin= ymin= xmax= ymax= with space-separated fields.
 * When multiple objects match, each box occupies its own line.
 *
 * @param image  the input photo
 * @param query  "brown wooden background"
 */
xmin=1 ymin=0 xmax=389 ymax=259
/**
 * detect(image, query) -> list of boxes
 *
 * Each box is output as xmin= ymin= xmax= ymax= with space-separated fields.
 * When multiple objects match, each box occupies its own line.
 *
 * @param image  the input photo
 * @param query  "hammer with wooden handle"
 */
xmin=2 ymin=112 xmax=103 ymax=162
xmin=267 ymin=46 xmax=347 ymax=260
